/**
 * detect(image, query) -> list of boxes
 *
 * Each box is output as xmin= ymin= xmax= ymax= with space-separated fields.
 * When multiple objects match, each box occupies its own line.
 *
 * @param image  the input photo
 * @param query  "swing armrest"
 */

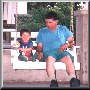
xmin=66 ymin=45 xmax=80 ymax=64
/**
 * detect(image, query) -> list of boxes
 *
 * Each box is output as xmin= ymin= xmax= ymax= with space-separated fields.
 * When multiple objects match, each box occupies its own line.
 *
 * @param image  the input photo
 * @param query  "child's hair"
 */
xmin=20 ymin=29 xmax=31 ymax=36
xmin=45 ymin=11 xmax=59 ymax=20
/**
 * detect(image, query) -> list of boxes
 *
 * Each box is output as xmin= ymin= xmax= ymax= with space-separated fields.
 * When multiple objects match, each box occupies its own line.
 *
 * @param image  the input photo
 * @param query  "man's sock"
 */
xmin=69 ymin=74 xmax=76 ymax=80
xmin=49 ymin=74 xmax=56 ymax=81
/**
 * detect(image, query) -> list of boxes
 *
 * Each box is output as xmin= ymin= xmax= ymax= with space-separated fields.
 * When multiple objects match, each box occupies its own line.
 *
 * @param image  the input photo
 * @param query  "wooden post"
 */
xmin=7 ymin=2 xmax=12 ymax=24
xmin=3 ymin=2 xmax=8 ymax=20
xmin=74 ymin=10 xmax=88 ymax=84
xmin=70 ymin=2 xmax=74 ymax=33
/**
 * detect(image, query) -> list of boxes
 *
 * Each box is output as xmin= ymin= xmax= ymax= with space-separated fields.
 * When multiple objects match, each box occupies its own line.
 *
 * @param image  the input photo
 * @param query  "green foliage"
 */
xmin=16 ymin=14 xmax=32 ymax=31
xmin=27 ymin=2 xmax=72 ymax=31
xmin=17 ymin=2 xmax=81 ymax=32
xmin=53 ymin=3 xmax=71 ymax=28
xmin=27 ymin=8 xmax=49 ymax=31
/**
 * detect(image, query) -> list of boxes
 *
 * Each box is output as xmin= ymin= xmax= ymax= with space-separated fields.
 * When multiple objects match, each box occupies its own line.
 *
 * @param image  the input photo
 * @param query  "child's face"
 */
xmin=21 ymin=32 xmax=30 ymax=43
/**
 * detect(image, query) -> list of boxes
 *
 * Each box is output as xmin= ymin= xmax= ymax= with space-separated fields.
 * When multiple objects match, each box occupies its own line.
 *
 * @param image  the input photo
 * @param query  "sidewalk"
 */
xmin=3 ymin=82 xmax=89 ymax=88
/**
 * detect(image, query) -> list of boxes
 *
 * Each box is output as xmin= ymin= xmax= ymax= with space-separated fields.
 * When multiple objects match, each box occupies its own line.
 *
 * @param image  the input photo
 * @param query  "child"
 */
xmin=17 ymin=29 xmax=33 ymax=61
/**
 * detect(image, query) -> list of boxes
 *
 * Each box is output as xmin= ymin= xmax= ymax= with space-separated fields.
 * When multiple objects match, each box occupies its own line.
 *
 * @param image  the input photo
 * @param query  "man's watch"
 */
xmin=66 ymin=41 xmax=69 ymax=47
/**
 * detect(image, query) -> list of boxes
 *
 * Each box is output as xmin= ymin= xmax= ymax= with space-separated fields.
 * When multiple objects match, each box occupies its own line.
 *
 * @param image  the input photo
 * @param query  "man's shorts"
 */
xmin=43 ymin=49 xmax=74 ymax=62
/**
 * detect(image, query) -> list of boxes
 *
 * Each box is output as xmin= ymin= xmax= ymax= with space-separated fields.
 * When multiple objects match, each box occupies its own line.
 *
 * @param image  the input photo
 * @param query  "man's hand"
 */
xmin=36 ymin=43 xmax=43 ymax=60
xmin=59 ymin=44 xmax=68 ymax=52
xmin=37 ymin=52 xmax=43 ymax=60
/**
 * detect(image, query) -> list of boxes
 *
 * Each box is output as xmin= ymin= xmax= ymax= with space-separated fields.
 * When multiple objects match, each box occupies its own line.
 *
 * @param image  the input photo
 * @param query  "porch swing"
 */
xmin=11 ymin=2 xmax=80 ymax=71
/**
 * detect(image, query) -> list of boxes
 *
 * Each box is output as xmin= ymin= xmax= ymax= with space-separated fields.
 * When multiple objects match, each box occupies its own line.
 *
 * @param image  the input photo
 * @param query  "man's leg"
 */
xmin=60 ymin=55 xmax=80 ymax=87
xmin=46 ymin=56 xmax=58 ymax=87
xmin=46 ymin=56 xmax=56 ymax=80
xmin=60 ymin=56 xmax=76 ymax=77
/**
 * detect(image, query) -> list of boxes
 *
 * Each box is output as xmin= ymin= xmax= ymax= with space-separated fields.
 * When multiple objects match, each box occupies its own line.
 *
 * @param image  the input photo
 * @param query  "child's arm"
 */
xmin=18 ymin=40 xmax=33 ymax=52
xmin=18 ymin=47 xmax=33 ymax=52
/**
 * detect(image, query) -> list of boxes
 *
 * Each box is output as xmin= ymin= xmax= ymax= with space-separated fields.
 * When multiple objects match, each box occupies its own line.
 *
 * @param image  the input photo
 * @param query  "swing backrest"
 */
xmin=11 ymin=32 xmax=39 ymax=54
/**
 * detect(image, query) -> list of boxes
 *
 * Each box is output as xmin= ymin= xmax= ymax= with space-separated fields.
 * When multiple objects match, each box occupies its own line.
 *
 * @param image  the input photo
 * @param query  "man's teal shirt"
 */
xmin=36 ymin=25 xmax=73 ymax=52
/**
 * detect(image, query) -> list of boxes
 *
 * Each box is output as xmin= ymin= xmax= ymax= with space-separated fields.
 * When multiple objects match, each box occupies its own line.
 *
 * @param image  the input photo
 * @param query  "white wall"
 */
xmin=17 ymin=2 xmax=27 ymax=14
xmin=3 ymin=1 xmax=27 ymax=24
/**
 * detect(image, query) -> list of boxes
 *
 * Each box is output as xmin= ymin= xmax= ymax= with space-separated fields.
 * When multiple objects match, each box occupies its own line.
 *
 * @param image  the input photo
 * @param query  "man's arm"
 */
xmin=59 ymin=35 xmax=75 ymax=52
xmin=36 ymin=43 xmax=43 ymax=60
xmin=36 ymin=43 xmax=43 ymax=53
xmin=67 ymin=35 xmax=75 ymax=48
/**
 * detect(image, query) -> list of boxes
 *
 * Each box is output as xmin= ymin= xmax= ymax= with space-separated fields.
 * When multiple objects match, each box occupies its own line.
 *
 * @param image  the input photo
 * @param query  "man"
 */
xmin=36 ymin=11 xmax=80 ymax=87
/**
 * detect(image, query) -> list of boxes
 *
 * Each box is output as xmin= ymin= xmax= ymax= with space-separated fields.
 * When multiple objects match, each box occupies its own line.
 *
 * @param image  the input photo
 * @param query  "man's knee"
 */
xmin=46 ymin=56 xmax=56 ymax=62
xmin=60 ymin=55 xmax=73 ymax=64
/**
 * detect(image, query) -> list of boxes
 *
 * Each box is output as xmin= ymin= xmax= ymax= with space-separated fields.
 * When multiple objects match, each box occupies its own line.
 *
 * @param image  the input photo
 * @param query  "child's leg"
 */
xmin=32 ymin=52 xmax=38 ymax=62
xmin=18 ymin=55 xmax=27 ymax=62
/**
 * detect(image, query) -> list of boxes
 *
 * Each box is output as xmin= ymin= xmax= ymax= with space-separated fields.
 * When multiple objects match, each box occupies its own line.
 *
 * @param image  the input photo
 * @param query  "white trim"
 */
xmin=3 ymin=29 xmax=16 ymax=32
xmin=12 ymin=60 xmax=80 ymax=70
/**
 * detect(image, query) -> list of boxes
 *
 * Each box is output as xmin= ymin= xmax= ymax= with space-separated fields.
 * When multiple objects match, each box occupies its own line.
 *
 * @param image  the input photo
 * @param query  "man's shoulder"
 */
xmin=59 ymin=25 xmax=70 ymax=32
xmin=59 ymin=25 xmax=67 ymax=29
xmin=39 ymin=27 xmax=48 ymax=32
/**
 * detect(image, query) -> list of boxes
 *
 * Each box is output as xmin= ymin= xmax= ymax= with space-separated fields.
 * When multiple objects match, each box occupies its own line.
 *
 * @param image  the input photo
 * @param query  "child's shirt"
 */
xmin=18 ymin=39 xmax=33 ymax=57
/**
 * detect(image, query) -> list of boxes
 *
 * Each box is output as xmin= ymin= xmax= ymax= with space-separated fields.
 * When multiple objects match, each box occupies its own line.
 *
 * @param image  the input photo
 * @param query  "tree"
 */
xmin=18 ymin=2 xmax=82 ymax=32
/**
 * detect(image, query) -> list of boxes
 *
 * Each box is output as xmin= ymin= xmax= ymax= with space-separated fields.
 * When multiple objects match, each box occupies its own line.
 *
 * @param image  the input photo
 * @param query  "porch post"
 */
xmin=74 ymin=9 xmax=88 ymax=84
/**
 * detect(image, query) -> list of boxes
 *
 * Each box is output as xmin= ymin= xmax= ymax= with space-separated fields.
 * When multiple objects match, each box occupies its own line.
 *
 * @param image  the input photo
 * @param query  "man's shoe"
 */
xmin=70 ymin=78 xmax=80 ymax=87
xmin=50 ymin=80 xmax=59 ymax=87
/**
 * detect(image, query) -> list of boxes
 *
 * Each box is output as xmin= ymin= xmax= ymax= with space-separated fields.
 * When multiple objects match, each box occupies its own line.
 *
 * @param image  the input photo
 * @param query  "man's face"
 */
xmin=45 ymin=19 xmax=58 ymax=30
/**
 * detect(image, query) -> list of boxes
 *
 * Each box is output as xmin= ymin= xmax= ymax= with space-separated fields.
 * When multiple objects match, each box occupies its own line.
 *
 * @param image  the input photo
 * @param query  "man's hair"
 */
xmin=45 ymin=11 xmax=59 ymax=20
xmin=20 ymin=29 xmax=31 ymax=36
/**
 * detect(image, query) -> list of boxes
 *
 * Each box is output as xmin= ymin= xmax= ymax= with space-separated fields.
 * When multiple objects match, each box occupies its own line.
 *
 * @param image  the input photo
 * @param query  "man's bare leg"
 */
xmin=46 ymin=56 xmax=58 ymax=87
xmin=46 ymin=56 xmax=56 ymax=80
xmin=60 ymin=56 xmax=76 ymax=79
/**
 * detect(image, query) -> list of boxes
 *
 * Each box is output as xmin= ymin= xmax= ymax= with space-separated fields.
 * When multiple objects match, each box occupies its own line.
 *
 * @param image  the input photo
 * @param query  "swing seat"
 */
xmin=11 ymin=32 xmax=80 ymax=70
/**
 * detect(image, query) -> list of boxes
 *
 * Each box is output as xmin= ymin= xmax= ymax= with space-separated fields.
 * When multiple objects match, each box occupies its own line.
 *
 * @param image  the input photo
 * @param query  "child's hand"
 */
xmin=25 ymin=52 xmax=30 ymax=57
xmin=18 ymin=48 xmax=23 ymax=51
